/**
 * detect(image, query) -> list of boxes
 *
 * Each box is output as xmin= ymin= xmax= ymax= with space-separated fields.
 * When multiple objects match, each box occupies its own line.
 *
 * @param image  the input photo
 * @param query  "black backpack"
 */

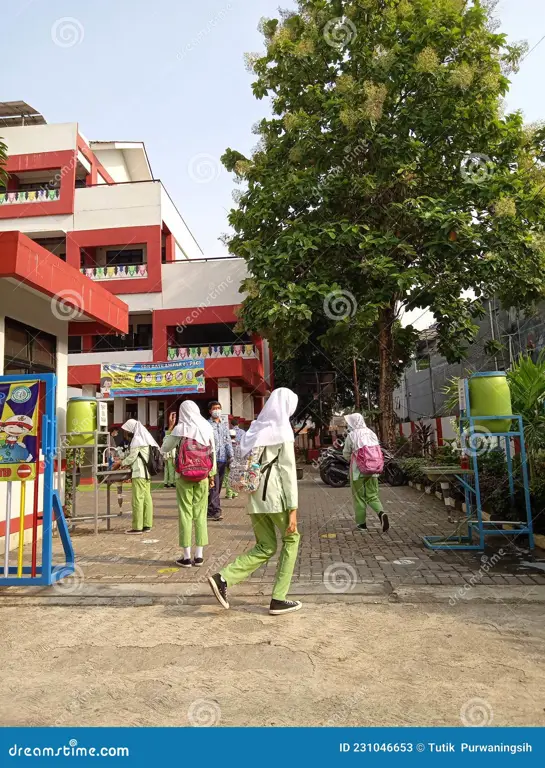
xmin=140 ymin=447 xmax=162 ymax=479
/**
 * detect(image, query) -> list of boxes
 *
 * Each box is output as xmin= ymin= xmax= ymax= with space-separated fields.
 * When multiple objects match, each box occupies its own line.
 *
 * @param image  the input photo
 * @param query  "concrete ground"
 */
xmin=2 ymin=600 xmax=545 ymax=727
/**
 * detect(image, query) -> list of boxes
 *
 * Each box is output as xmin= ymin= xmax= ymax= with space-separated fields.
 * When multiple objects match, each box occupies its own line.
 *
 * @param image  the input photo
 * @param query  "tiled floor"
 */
xmin=48 ymin=470 xmax=545 ymax=590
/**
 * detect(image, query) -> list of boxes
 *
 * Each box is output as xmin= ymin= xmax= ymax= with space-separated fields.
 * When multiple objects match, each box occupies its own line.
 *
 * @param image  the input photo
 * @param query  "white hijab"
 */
xmin=122 ymin=419 xmax=160 ymax=449
xmin=240 ymin=387 xmax=298 ymax=457
xmin=345 ymin=413 xmax=380 ymax=449
xmin=171 ymin=401 xmax=213 ymax=446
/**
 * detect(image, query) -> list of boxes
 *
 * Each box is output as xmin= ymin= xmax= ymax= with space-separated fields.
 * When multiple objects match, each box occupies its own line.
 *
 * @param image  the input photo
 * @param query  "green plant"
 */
xmin=399 ymin=457 xmax=429 ymax=485
xmin=506 ymin=351 xmax=545 ymax=480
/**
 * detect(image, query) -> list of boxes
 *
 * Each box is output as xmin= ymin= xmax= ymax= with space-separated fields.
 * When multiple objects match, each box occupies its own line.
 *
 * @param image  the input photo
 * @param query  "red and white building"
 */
xmin=0 ymin=102 xmax=270 ymax=434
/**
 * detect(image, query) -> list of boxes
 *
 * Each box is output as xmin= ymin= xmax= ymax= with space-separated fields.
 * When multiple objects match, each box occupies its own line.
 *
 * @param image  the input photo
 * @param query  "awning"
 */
xmin=0 ymin=231 xmax=128 ymax=333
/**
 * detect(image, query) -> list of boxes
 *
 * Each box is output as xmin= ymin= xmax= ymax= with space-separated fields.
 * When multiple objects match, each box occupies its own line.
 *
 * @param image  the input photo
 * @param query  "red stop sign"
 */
xmin=17 ymin=464 xmax=32 ymax=479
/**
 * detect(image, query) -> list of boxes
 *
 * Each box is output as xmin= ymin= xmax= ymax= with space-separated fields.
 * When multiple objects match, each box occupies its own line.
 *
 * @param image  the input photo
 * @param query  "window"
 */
xmin=4 ymin=318 xmax=56 ymax=375
xmin=91 ymin=324 xmax=152 ymax=352
xmin=105 ymin=248 xmax=144 ymax=267
xmin=68 ymin=336 xmax=82 ymax=354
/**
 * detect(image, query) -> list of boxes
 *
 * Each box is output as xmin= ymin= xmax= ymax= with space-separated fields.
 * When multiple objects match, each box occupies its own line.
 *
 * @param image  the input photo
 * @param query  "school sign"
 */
xmin=100 ymin=361 xmax=206 ymax=398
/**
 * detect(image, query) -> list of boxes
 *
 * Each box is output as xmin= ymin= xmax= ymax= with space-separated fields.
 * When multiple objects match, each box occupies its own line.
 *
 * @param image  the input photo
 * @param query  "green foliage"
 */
xmin=0 ymin=137 xmax=7 ymax=187
xmin=506 ymin=352 xmax=545 ymax=468
xmin=222 ymin=0 xmax=545 ymax=441
xmin=398 ymin=457 xmax=429 ymax=484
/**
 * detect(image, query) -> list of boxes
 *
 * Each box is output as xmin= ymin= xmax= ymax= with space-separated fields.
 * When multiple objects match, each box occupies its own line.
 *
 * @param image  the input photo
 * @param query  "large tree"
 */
xmin=222 ymin=0 xmax=545 ymax=444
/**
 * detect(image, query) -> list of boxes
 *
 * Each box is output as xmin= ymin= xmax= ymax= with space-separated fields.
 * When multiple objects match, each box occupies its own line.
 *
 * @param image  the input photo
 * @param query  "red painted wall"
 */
xmin=0 ymin=150 xmax=76 ymax=219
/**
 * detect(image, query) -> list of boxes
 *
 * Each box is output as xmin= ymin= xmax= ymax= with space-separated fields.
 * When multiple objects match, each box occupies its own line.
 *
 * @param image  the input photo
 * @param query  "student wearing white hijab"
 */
xmin=161 ymin=401 xmax=216 ymax=567
xmin=208 ymin=387 xmax=302 ymax=616
xmin=112 ymin=419 xmax=159 ymax=535
xmin=342 ymin=413 xmax=389 ymax=532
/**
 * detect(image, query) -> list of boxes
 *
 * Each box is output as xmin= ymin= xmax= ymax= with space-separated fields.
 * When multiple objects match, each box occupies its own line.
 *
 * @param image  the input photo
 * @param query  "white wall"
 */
xmin=0 ymin=214 xmax=74 ymax=235
xmin=161 ymin=258 xmax=247 ymax=309
xmin=68 ymin=349 xmax=153 ymax=367
xmin=74 ymin=182 xmax=161 ymax=231
xmin=0 ymin=279 xmax=69 ymax=551
xmin=160 ymin=186 xmax=203 ymax=260
xmin=91 ymin=148 xmax=131 ymax=183
xmin=0 ymin=123 xmax=78 ymax=155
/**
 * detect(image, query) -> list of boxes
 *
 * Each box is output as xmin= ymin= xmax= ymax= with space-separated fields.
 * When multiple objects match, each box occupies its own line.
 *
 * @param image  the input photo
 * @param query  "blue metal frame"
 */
xmin=424 ymin=375 xmax=535 ymax=551
xmin=0 ymin=373 xmax=75 ymax=586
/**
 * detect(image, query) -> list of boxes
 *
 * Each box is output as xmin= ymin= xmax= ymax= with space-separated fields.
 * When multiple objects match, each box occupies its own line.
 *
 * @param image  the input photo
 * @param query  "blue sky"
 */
xmin=3 ymin=0 xmax=545 ymax=258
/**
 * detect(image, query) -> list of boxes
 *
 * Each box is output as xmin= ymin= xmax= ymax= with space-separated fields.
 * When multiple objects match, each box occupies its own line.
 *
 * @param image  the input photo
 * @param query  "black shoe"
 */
xmin=208 ymin=513 xmax=223 ymax=521
xmin=379 ymin=511 xmax=390 ymax=532
xmin=176 ymin=558 xmax=192 ymax=568
xmin=143 ymin=526 xmax=152 ymax=532
xmin=208 ymin=573 xmax=229 ymax=609
xmin=357 ymin=523 xmax=367 ymax=531
xmin=126 ymin=529 xmax=143 ymax=535
xmin=269 ymin=599 xmax=302 ymax=616
xmin=193 ymin=558 xmax=204 ymax=567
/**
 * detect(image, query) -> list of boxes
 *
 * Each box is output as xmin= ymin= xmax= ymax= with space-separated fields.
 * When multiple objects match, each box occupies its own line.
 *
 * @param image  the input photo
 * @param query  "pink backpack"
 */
xmin=176 ymin=438 xmax=213 ymax=482
xmin=354 ymin=445 xmax=384 ymax=475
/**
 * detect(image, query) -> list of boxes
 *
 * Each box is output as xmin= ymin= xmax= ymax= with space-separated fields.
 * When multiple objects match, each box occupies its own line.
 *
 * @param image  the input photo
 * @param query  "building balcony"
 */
xmin=0 ymin=188 xmax=60 ymax=205
xmin=81 ymin=264 xmax=148 ymax=281
xmin=168 ymin=344 xmax=260 ymax=361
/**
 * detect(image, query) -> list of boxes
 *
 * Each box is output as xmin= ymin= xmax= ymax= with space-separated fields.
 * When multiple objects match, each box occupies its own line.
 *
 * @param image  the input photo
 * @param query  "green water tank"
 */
xmin=66 ymin=397 xmax=97 ymax=446
xmin=468 ymin=372 xmax=513 ymax=434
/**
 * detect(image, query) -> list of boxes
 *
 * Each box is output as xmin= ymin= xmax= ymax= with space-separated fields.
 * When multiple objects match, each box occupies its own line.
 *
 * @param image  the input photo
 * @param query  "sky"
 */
xmin=3 ymin=0 xmax=545 ymax=284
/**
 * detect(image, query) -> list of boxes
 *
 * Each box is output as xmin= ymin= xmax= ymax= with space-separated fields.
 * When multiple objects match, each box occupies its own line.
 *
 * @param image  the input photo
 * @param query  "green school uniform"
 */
xmin=343 ymin=434 xmax=384 ymax=526
xmin=163 ymin=429 xmax=176 ymax=486
xmin=161 ymin=433 xmax=216 ymax=547
xmin=220 ymin=441 xmax=300 ymax=601
xmin=121 ymin=445 xmax=153 ymax=530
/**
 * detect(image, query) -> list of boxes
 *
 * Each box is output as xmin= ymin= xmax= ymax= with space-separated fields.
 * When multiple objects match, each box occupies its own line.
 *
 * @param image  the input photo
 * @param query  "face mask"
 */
xmin=211 ymin=409 xmax=221 ymax=418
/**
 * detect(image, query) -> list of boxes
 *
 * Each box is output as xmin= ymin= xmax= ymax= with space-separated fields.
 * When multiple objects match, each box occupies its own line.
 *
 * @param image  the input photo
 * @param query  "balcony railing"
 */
xmin=168 ymin=344 xmax=260 ymax=361
xmin=0 ymin=188 xmax=60 ymax=205
xmin=81 ymin=264 xmax=148 ymax=281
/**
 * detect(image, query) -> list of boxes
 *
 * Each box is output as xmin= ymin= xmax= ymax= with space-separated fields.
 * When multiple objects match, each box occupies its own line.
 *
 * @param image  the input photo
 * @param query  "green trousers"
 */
xmin=351 ymin=474 xmax=383 ymax=525
xmin=132 ymin=478 xmax=153 ymax=530
xmin=224 ymin=465 xmax=238 ymax=499
xmin=164 ymin=458 xmax=176 ymax=486
xmin=220 ymin=511 xmax=300 ymax=601
xmin=176 ymin=475 xmax=209 ymax=548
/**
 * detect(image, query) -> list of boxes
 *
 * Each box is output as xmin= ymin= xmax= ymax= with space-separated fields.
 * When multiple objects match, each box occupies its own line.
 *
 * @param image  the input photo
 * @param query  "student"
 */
xmin=162 ymin=411 xmax=177 ymax=488
xmin=225 ymin=418 xmax=244 ymax=500
xmin=207 ymin=400 xmax=233 ymax=521
xmin=208 ymin=387 xmax=302 ymax=616
xmin=162 ymin=401 xmax=216 ymax=568
xmin=342 ymin=413 xmax=389 ymax=533
xmin=112 ymin=419 xmax=159 ymax=535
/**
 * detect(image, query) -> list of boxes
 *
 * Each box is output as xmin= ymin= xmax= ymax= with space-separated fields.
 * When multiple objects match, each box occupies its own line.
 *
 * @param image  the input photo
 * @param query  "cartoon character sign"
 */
xmin=0 ymin=381 xmax=40 ymax=481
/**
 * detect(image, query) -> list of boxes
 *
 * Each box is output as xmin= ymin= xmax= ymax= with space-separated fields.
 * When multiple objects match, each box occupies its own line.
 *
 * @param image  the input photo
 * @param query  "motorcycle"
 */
xmin=318 ymin=446 xmax=406 ymax=488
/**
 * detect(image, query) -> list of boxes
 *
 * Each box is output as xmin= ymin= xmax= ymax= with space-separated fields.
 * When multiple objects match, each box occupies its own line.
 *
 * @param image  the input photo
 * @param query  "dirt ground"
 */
xmin=2 ymin=599 xmax=545 ymax=727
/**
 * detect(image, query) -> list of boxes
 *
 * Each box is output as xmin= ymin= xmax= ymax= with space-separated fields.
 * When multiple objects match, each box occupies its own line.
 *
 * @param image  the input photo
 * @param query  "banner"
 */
xmin=0 ymin=380 xmax=40 ymax=482
xmin=100 ymin=361 xmax=206 ymax=398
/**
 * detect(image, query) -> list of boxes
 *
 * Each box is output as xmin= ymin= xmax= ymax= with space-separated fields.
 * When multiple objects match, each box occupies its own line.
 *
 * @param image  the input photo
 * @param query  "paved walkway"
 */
xmin=46 ymin=470 xmax=545 ymax=592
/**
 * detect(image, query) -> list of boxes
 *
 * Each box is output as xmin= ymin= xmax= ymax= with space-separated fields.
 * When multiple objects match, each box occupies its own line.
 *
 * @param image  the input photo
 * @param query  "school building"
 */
xmin=0 ymin=101 xmax=271 ymax=436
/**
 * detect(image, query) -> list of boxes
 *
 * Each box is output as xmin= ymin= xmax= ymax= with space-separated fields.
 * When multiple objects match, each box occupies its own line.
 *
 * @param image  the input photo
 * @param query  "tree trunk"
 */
xmin=378 ymin=303 xmax=397 ymax=448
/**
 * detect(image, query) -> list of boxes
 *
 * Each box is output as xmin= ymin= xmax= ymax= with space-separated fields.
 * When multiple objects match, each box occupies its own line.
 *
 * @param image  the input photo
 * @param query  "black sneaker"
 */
xmin=357 ymin=523 xmax=367 ymax=531
xmin=126 ymin=529 xmax=143 ymax=535
xmin=193 ymin=558 xmax=204 ymax=567
xmin=379 ymin=511 xmax=390 ymax=533
xmin=208 ymin=513 xmax=223 ymax=521
xmin=208 ymin=573 xmax=229 ymax=609
xmin=269 ymin=599 xmax=302 ymax=616
xmin=143 ymin=526 xmax=152 ymax=532
xmin=176 ymin=558 xmax=192 ymax=568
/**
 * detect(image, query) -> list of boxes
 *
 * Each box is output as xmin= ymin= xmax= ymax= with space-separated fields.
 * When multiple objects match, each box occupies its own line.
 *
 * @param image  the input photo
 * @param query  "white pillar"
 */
xmin=242 ymin=391 xmax=254 ymax=422
xmin=231 ymin=386 xmax=243 ymax=418
xmin=217 ymin=378 xmax=231 ymax=415
xmin=149 ymin=400 xmax=158 ymax=427
xmin=114 ymin=397 xmax=125 ymax=425
xmin=138 ymin=398 xmax=148 ymax=425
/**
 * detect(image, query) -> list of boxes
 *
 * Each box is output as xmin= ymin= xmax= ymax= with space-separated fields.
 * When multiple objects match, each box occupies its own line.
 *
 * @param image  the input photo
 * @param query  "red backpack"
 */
xmin=176 ymin=438 xmax=213 ymax=482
